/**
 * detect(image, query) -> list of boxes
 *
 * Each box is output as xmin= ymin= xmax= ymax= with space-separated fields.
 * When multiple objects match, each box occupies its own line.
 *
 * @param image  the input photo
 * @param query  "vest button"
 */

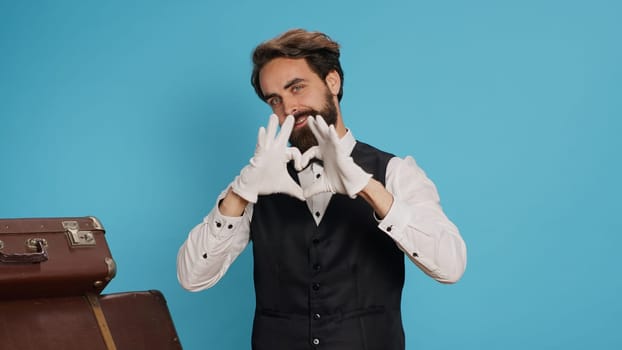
xmin=313 ymin=313 xmax=321 ymax=320
xmin=312 ymin=338 xmax=320 ymax=345
xmin=312 ymin=238 xmax=320 ymax=245
xmin=313 ymin=264 xmax=321 ymax=272
xmin=312 ymin=283 xmax=320 ymax=291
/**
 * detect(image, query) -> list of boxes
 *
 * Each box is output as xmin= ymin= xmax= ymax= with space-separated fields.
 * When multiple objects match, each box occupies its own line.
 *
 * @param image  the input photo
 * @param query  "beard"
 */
xmin=289 ymin=91 xmax=339 ymax=153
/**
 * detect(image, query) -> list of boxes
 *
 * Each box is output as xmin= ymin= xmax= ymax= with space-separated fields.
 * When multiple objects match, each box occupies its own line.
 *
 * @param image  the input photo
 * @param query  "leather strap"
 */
xmin=86 ymin=293 xmax=118 ymax=350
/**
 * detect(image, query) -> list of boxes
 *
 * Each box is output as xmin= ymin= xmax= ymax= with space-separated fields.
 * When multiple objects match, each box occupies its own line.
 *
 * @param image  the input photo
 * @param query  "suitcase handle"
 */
xmin=0 ymin=238 xmax=49 ymax=264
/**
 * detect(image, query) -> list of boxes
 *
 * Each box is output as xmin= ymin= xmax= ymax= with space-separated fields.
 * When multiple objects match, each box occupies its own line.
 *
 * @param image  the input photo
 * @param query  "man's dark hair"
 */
xmin=251 ymin=29 xmax=344 ymax=102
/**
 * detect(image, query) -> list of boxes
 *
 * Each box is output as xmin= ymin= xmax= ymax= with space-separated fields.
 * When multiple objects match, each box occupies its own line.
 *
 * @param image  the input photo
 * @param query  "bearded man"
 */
xmin=177 ymin=29 xmax=467 ymax=350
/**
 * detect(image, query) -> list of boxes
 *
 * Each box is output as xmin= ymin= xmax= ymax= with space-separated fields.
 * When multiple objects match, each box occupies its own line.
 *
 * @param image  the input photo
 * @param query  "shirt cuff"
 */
xmin=375 ymin=198 xmax=419 ymax=258
xmin=203 ymin=196 xmax=245 ymax=239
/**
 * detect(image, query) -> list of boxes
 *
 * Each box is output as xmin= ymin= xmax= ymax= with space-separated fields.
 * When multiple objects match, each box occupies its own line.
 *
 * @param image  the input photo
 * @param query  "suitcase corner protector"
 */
xmin=88 ymin=216 xmax=105 ymax=230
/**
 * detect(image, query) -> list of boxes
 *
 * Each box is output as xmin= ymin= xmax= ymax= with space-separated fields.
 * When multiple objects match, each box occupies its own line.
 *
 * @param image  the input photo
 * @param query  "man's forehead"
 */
xmin=262 ymin=58 xmax=312 ymax=78
xmin=259 ymin=58 xmax=314 ymax=92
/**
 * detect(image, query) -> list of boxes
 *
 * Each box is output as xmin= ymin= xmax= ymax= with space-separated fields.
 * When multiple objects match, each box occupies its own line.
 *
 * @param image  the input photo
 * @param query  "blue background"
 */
xmin=1 ymin=1 xmax=620 ymax=349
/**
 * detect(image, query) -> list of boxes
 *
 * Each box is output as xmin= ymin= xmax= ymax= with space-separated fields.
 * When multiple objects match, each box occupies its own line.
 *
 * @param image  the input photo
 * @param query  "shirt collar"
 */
xmin=341 ymin=129 xmax=356 ymax=155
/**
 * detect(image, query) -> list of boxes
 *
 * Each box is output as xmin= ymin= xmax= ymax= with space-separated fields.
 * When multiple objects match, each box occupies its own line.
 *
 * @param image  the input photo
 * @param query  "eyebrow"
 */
xmin=283 ymin=77 xmax=305 ymax=90
xmin=263 ymin=77 xmax=306 ymax=102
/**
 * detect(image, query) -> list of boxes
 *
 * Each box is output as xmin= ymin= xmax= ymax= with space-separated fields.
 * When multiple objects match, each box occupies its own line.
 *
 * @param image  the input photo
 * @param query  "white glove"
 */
xmin=300 ymin=115 xmax=372 ymax=198
xmin=232 ymin=115 xmax=304 ymax=203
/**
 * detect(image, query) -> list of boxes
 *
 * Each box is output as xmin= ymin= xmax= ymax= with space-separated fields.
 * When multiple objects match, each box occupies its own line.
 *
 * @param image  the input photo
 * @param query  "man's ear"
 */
xmin=325 ymin=70 xmax=341 ymax=96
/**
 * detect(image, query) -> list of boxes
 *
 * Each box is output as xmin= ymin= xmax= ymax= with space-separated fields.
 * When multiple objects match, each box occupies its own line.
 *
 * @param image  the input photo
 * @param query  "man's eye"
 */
xmin=269 ymin=97 xmax=281 ymax=106
xmin=292 ymin=85 xmax=303 ymax=93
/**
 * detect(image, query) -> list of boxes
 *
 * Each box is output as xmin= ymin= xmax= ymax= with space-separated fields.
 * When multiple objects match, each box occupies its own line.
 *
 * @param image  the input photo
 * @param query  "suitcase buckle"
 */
xmin=62 ymin=221 xmax=97 ymax=247
xmin=26 ymin=238 xmax=48 ymax=251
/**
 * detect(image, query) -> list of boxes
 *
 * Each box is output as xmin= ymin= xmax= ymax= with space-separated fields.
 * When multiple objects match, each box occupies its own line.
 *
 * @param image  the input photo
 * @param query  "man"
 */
xmin=177 ymin=29 xmax=467 ymax=349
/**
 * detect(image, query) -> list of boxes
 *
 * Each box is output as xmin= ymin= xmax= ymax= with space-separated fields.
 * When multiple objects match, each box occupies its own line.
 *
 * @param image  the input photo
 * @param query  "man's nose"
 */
xmin=283 ymin=98 xmax=298 ymax=116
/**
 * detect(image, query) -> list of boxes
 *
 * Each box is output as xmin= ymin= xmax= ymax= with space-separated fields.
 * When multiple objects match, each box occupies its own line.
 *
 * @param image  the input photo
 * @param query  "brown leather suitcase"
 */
xmin=0 ymin=217 xmax=116 ymax=299
xmin=0 ymin=290 xmax=183 ymax=350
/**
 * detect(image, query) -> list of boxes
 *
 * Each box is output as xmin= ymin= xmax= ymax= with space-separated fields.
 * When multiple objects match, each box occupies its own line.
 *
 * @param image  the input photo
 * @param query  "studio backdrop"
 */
xmin=1 ymin=1 xmax=620 ymax=349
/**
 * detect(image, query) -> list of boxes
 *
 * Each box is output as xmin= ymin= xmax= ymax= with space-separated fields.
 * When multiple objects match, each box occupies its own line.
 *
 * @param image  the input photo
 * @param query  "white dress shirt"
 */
xmin=177 ymin=131 xmax=467 ymax=291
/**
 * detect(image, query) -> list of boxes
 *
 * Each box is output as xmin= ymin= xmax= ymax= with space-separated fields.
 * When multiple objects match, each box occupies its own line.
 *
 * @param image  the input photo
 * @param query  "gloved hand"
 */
xmin=232 ymin=114 xmax=304 ymax=203
xmin=300 ymin=115 xmax=372 ymax=198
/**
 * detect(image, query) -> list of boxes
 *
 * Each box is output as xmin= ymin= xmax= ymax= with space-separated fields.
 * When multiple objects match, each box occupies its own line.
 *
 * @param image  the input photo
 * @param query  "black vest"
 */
xmin=250 ymin=142 xmax=405 ymax=350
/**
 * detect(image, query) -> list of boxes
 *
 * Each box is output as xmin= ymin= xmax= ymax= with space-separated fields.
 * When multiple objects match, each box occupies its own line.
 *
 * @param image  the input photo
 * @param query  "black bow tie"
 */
xmin=309 ymin=158 xmax=323 ymax=166
xmin=290 ymin=158 xmax=323 ymax=172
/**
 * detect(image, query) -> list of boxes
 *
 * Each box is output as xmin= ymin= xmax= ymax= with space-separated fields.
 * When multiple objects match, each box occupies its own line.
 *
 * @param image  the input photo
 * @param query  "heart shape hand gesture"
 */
xmin=297 ymin=115 xmax=372 ymax=198
xmin=232 ymin=114 xmax=372 ymax=203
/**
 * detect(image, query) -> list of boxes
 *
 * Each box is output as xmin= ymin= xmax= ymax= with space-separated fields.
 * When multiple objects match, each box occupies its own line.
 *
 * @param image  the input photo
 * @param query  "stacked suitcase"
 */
xmin=0 ymin=217 xmax=182 ymax=350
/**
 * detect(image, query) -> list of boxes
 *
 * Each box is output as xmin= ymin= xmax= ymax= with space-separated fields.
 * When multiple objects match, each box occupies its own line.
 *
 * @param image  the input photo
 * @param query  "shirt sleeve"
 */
xmin=176 ymin=188 xmax=253 ymax=291
xmin=376 ymin=156 xmax=467 ymax=283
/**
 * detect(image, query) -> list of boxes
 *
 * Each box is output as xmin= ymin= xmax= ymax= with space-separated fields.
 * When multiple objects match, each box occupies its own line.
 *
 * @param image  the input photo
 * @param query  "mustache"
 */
xmin=292 ymin=109 xmax=320 ymax=120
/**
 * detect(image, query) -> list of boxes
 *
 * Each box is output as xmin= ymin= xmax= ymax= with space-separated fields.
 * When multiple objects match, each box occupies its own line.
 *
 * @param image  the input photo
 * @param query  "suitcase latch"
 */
xmin=62 ymin=221 xmax=96 ymax=247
